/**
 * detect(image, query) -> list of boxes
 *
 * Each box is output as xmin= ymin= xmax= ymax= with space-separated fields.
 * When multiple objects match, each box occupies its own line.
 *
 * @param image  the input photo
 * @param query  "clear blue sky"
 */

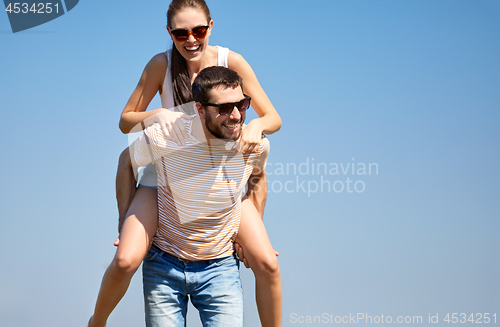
xmin=1 ymin=1 xmax=499 ymax=326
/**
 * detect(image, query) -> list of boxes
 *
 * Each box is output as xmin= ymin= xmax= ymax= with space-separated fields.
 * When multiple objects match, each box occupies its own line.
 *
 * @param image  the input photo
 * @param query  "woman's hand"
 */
xmin=237 ymin=119 xmax=264 ymax=153
xmin=153 ymin=109 xmax=194 ymax=146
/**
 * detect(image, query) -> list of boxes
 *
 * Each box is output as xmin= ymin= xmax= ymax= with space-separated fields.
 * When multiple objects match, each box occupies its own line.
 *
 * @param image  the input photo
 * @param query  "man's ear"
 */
xmin=195 ymin=102 xmax=205 ymax=117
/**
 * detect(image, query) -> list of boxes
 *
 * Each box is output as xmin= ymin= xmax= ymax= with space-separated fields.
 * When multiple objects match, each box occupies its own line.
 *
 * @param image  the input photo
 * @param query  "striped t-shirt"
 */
xmin=132 ymin=116 xmax=270 ymax=260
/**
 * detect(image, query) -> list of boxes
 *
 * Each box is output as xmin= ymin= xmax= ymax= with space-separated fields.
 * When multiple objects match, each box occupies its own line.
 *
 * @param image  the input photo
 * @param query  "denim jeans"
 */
xmin=143 ymin=245 xmax=243 ymax=327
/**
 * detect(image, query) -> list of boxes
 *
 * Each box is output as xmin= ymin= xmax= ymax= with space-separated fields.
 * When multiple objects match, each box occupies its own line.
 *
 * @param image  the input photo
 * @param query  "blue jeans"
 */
xmin=143 ymin=245 xmax=243 ymax=327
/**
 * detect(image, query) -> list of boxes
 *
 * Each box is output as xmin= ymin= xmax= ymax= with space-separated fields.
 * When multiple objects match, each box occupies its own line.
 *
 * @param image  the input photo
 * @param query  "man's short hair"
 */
xmin=192 ymin=66 xmax=243 ymax=103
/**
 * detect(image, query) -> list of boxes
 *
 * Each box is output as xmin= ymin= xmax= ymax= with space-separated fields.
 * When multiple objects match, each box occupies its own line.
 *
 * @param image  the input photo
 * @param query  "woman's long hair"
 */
xmin=167 ymin=0 xmax=211 ymax=108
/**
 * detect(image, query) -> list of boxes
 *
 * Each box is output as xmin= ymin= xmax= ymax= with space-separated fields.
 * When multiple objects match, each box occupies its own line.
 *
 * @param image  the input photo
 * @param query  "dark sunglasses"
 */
xmin=201 ymin=95 xmax=251 ymax=116
xmin=170 ymin=25 xmax=209 ymax=41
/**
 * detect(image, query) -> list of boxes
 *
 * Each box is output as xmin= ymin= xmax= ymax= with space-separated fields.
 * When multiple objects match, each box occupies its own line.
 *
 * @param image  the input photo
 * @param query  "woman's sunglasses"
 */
xmin=170 ymin=25 xmax=209 ymax=41
xmin=201 ymin=95 xmax=251 ymax=116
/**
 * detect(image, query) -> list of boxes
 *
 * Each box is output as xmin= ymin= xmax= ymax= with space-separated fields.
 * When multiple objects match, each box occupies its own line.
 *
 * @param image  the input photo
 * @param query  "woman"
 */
xmin=89 ymin=0 xmax=282 ymax=326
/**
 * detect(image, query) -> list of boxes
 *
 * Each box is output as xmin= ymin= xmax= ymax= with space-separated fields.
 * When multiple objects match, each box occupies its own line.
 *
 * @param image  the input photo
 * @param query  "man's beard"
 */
xmin=204 ymin=112 xmax=244 ymax=141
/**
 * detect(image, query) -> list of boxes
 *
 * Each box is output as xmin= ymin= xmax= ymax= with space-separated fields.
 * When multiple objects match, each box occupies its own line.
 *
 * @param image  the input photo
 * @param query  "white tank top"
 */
xmin=159 ymin=46 xmax=230 ymax=110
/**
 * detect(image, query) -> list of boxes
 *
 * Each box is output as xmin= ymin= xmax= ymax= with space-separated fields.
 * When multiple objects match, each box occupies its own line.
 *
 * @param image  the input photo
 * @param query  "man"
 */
xmin=129 ymin=66 xmax=270 ymax=326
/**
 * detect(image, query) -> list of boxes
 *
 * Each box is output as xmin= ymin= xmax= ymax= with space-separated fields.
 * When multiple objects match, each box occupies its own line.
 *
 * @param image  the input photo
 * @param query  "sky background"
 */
xmin=1 ymin=0 xmax=499 ymax=326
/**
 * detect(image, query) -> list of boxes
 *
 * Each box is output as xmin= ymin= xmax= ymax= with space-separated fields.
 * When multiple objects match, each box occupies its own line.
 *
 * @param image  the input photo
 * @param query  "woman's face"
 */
xmin=168 ymin=8 xmax=213 ymax=63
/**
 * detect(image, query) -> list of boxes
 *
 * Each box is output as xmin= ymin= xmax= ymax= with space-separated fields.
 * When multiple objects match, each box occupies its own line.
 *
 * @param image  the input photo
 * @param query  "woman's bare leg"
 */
xmin=235 ymin=198 xmax=282 ymax=327
xmin=89 ymin=187 xmax=158 ymax=327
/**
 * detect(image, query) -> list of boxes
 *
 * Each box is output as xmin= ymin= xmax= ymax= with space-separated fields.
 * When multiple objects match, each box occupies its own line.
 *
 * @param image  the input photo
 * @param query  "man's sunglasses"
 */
xmin=201 ymin=95 xmax=251 ymax=116
xmin=170 ymin=25 xmax=209 ymax=41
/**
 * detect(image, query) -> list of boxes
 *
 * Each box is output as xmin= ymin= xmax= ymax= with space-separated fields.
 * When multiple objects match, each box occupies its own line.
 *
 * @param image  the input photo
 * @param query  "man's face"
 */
xmin=202 ymin=86 xmax=246 ymax=141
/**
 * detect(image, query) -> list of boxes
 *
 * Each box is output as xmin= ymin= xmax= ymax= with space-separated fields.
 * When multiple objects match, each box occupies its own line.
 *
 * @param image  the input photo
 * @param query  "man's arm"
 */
xmin=116 ymin=127 xmax=159 ymax=232
xmin=116 ymin=148 xmax=137 ymax=233
xmin=245 ymin=165 xmax=267 ymax=218
xmin=245 ymin=137 xmax=270 ymax=218
xmin=235 ymin=151 xmax=270 ymax=267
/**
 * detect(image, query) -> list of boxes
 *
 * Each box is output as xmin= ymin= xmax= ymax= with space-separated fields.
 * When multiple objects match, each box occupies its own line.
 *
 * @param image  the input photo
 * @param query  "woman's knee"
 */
xmin=252 ymin=251 xmax=280 ymax=279
xmin=113 ymin=248 xmax=144 ymax=273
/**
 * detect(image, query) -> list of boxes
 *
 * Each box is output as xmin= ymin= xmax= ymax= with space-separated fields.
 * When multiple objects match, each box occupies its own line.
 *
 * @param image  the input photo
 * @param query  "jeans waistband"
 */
xmin=151 ymin=244 xmax=236 ymax=265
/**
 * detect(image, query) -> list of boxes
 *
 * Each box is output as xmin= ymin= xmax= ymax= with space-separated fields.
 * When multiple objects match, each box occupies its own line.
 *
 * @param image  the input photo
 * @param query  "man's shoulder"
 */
xmin=145 ymin=116 xmax=196 ymax=147
xmin=257 ymin=135 xmax=270 ymax=156
xmin=181 ymin=115 xmax=197 ymax=135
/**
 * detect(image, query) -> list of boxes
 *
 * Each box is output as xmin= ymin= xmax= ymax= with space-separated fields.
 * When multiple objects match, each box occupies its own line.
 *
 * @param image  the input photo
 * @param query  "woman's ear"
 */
xmin=166 ymin=26 xmax=174 ymax=40
xmin=207 ymin=20 xmax=214 ymax=37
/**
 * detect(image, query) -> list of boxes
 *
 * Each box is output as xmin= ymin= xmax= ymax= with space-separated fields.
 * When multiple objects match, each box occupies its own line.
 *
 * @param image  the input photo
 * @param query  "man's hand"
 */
xmin=234 ymin=242 xmax=249 ymax=268
xmin=234 ymin=242 xmax=279 ymax=269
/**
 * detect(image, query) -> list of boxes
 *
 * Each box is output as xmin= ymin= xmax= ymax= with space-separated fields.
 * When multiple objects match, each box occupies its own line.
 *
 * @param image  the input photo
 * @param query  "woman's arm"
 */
xmin=228 ymin=51 xmax=282 ymax=152
xmin=119 ymin=53 xmax=168 ymax=134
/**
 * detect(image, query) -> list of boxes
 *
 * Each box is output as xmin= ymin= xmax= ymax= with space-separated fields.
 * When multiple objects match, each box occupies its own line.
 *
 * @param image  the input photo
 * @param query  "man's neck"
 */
xmin=199 ymin=124 xmax=239 ymax=149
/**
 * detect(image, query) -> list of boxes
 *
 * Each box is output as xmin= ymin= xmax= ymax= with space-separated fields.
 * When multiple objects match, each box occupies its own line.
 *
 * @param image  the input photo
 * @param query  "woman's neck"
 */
xmin=186 ymin=45 xmax=218 ymax=83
